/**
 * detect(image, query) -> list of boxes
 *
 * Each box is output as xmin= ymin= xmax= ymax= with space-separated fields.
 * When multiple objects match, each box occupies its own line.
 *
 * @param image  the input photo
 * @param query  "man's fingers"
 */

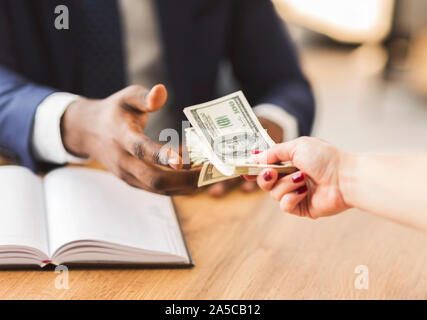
xmin=207 ymin=179 xmax=256 ymax=197
xmin=241 ymin=175 xmax=257 ymax=181
xmin=256 ymin=168 xmax=279 ymax=191
xmin=208 ymin=182 xmax=227 ymax=197
xmin=147 ymin=84 xmax=168 ymax=110
xmin=119 ymin=169 xmax=157 ymax=193
xmin=208 ymin=179 xmax=241 ymax=197
xmin=253 ymin=140 xmax=297 ymax=164
xmin=120 ymin=153 xmax=198 ymax=194
xmin=123 ymin=133 xmax=182 ymax=169
xmin=241 ymin=180 xmax=257 ymax=192
xmin=115 ymin=84 xmax=167 ymax=113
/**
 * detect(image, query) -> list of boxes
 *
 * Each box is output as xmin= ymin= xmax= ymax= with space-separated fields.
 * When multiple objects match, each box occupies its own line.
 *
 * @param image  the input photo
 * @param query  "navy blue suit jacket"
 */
xmin=0 ymin=0 xmax=315 ymax=171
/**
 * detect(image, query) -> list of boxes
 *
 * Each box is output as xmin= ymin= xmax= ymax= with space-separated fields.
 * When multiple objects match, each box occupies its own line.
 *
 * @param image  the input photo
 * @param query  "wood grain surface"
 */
xmin=0 ymin=159 xmax=426 ymax=299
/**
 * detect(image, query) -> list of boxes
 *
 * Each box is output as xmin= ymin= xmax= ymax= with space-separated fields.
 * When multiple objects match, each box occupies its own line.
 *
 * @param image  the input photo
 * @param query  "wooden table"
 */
xmin=0 ymin=159 xmax=427 ymax=299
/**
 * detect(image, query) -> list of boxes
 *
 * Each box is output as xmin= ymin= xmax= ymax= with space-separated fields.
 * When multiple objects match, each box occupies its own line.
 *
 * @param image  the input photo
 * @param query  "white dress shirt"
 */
xmin=31 ymin=0 xmax=298 ymax=164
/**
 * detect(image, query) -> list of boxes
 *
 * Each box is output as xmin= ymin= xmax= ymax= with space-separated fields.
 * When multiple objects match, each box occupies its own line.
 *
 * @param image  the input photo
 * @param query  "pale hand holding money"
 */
xmin=183 ymin=91 xmax=297 ymax=187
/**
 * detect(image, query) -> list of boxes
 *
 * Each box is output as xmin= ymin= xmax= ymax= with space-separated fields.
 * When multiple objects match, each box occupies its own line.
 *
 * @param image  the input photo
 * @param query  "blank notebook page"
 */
xmin=43 ymin=167 xmax=186 ymax=258
xmin=0 ymin=166 xmax=48 ymax=253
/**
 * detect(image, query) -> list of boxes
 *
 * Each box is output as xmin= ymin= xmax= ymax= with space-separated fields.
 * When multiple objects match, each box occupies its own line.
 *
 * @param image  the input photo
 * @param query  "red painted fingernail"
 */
xmin=263 ymin=171 xmax=272 ymax=181
xmin=292 ymin=172 xmax=305 ymax=183
xmin=296 ymin=185 xmax=308 ymax=194
xmin=251 ymin=150 xmax=261 ymax=155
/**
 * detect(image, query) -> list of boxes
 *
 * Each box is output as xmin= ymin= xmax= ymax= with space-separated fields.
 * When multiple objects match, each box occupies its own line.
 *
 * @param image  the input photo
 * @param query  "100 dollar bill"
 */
xmin=183 ymin=91 xmax=297 ymax=187
xmin=186 ymin=127 xmax=296 ymax=187
xmin=183 ymin=91 xmax=276 ymax=176
xmin=197 ymin=162 xmax=297 ymax=187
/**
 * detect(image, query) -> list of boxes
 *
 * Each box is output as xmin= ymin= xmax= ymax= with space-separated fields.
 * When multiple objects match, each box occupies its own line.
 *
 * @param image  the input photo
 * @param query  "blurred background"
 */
xmin=273 ymin=0 xmax=427 ymax=152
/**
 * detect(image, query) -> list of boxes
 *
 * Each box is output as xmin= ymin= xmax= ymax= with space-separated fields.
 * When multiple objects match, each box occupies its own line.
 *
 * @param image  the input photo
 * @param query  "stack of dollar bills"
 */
xmin=183 ymin=91 xmax=297 ymax=187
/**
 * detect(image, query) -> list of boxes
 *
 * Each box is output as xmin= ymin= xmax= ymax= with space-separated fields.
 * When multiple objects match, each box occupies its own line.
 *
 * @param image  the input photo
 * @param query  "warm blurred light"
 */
xmin=350 ymin=44 xmax=388 ymax=77
xmin=274 ymin=0 xmax=394 ymax=43
xmin=407 ymin=30 xmax=427 ymax=96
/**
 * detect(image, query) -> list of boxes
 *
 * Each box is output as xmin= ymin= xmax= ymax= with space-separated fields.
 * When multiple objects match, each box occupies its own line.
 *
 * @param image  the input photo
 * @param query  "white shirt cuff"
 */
xmin=254 ymin=104 xmax=299 ymax=142
xmin=32 ymin=92 xmax=90 ymax=164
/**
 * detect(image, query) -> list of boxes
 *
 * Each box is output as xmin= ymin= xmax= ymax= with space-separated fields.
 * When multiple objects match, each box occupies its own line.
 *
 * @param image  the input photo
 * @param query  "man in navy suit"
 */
xmin=0 ymin=0 xmax=314 ymax=195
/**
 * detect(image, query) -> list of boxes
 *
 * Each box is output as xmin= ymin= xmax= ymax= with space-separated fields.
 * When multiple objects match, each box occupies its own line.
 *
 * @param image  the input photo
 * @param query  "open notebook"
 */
xmin=0 ymin=166 xmax=192 ymax=268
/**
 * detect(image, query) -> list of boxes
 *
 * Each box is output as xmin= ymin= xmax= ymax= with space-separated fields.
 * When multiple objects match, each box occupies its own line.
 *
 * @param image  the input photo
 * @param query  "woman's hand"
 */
xmin=252 ymin=137 xmax=351 ymax=219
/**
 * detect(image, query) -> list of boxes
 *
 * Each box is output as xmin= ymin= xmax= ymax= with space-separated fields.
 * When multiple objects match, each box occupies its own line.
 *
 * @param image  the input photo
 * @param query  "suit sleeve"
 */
xmin=0 ymin=6 xmax=56 ymax=171
xmin=229 ymin=0 xmax=315 ymax=136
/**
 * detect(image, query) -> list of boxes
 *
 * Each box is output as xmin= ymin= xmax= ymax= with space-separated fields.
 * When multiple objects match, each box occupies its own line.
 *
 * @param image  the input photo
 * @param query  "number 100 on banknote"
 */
xmin=183 ymin=91 xmax=276 ymax=176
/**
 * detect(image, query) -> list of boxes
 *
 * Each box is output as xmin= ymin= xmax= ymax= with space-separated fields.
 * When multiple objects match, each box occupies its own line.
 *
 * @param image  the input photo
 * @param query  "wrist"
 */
xmin=258 ymin=117 xmax=284 ymax=143
xmin=61 ymin=98 xmax=98 ymax=158
xmin=338 ymin=151 xmax=359 ymax=208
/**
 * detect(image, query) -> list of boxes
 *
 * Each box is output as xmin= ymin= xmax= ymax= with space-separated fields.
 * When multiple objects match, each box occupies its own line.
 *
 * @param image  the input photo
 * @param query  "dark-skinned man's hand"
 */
xmin=61 ymin=84 xmax=199 ymax=195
